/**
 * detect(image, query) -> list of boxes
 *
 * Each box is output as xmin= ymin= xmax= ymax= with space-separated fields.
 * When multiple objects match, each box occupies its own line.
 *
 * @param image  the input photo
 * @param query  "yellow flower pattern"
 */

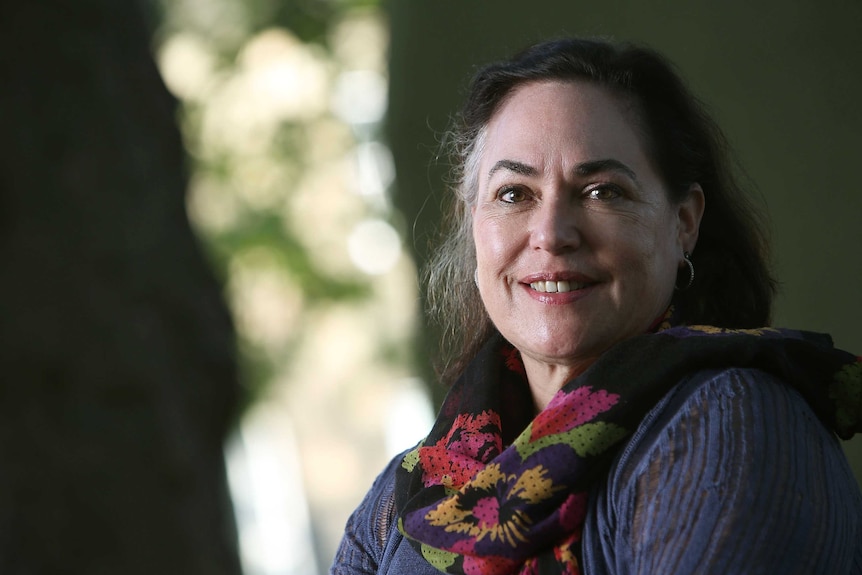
xmin=685 ymin=324 xmax=779 ymax=336
xmin=425 ymin=463 xmax=562 ymax=548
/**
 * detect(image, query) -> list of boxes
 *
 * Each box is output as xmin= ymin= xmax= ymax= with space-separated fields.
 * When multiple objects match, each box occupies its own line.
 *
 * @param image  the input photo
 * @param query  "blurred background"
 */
xmin=1 ymin=1 xmax=859 ymax=574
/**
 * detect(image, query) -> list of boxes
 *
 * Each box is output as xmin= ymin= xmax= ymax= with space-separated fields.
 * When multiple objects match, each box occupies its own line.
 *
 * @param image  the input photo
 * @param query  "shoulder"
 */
xmin=330 ymin=452 xmax=401 ymax=574
xmin=616 ymin=366 xmax=860 ymax=506
xmin=583 ymin=367 xmax=862 ymax=575
xmin=331 ymin=448 xmax=440 ymax=575
xmin=617 ymin=366 xmax=840 ymax=472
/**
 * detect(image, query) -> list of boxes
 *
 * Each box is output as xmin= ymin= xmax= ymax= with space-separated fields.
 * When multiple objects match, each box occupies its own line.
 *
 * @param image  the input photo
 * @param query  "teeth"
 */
xmin=530 ymin=280 xmax=584 ymax=293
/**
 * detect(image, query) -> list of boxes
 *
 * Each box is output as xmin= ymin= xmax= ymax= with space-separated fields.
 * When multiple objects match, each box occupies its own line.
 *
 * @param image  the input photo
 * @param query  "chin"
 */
xmin=526 ymin=338 xmax=596 ymax=366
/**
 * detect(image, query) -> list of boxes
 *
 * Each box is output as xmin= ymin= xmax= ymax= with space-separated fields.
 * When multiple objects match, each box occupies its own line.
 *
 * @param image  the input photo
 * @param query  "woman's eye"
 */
xmin=586 ymin=185 xmax=622 ymax=201
xmin=498 ymin=187 xmax=528 ymax=203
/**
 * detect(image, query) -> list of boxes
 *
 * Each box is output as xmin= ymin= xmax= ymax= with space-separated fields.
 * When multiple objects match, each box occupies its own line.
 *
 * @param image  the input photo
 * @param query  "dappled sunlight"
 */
xmin=226 ymin=408 xmax=319 ymax=575
xmin=238 ymin=29 xmax=331 ymax=122
xmin=157 ymin=32 xmax=218 ymax=102
xmin=332 ymin=70 xmax=388 ymax=127
xmin=186 ymin=171 xmax=242 ymax=234
xmin=329 ymin=12 xmax=388 ymax=72
xmin=228 ymin=249 xmax=305 ymax=353
xmin=286 ymin=166 xmax=365 ymax=275
xmin=349 ymin=140 xmax=395 ymax=201
xmin=156 ymin=4 xmax=433 ymax=573
xmin=189 ymin=29 xmax=330 ymax=158
xmin=347 ymin=218 xmax=401 ymax=275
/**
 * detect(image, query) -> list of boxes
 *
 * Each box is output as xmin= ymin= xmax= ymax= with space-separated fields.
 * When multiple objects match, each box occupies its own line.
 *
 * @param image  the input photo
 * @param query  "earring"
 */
xmin=474 ymin=268 xmax=479 ymax=288
xmin=676 ymin=251 xmax=695 ymax=291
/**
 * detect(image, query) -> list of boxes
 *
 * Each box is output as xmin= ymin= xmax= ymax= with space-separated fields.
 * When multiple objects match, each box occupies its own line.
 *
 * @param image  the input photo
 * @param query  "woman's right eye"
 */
xmin=498 ymin=187 xmax=528 ymax=203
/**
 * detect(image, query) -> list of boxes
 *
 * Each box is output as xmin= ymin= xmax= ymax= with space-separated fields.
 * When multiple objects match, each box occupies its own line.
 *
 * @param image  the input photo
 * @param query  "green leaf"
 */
xmin=515 ymin=422 xmax=628 ymax=461
xmin=401 ymin=443 xmax=422 ymax=472
xmin=421 ymin=544 xmax=458 ymax=571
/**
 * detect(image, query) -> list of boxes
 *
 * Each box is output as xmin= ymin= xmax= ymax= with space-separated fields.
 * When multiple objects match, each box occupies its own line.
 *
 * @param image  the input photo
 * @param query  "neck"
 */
xmin=522 ymin=356 xmax=596 ymax=411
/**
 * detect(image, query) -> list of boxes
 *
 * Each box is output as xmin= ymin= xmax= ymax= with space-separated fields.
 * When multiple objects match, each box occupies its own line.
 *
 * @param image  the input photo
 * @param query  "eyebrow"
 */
xmin=487 ymin=157 xmax=639 ymax=182
xmin=575 ymin=158 xmax=638 ymax=182
xmin=488 ymin=159 xmax=537 ymax=178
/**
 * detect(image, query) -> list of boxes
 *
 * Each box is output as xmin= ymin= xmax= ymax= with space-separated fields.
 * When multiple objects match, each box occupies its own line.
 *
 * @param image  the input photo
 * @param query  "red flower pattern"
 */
xmin=420 ymin=411 xmax=503 ymax=488
xmin=530 ymin=386 xmax=619 ymax=442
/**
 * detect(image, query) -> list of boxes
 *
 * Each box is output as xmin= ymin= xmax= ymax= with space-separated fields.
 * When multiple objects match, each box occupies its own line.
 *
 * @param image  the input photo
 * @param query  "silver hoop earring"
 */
xmin=474 ymin=268 xmax=479 ymax=288
xmin=676 ymin=251 xmax=694 ymax=291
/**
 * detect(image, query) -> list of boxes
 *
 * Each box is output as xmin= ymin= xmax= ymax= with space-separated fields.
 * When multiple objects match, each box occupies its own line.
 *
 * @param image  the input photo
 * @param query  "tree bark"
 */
xmin=0 ymin=2 xmax=242 ymax=573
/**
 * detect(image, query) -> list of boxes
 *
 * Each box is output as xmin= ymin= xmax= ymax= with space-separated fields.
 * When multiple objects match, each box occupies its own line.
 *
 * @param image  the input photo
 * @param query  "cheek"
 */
xmin=607 ymin=224 xmax=677 ymax=287
xmin=474 ymin=217 xmax=518 ymax=271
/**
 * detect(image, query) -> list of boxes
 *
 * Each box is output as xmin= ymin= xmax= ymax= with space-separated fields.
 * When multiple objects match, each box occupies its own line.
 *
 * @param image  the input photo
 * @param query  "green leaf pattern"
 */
xmin=515 ymin=421 xmax=628 ymax=461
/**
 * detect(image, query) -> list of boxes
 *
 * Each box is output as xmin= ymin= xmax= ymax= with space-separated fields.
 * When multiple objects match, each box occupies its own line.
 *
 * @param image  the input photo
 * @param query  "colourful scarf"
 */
xmin=395 ymin=322 xmax=862 ymax=575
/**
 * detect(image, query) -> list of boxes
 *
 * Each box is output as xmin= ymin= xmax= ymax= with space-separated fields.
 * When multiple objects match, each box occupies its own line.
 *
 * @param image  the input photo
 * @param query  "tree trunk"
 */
xmin=0 ymin=2 xmax=242 ymax=573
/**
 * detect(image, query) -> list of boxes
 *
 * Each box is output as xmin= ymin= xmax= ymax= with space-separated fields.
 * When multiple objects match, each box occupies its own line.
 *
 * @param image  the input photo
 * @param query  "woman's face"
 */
xmin=472 ymin=80 xmax=702 ymax=373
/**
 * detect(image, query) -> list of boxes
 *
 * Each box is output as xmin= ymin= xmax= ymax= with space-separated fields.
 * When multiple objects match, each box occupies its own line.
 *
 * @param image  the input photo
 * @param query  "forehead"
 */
xmin=481 ymin=80 xmax=650 ymax=172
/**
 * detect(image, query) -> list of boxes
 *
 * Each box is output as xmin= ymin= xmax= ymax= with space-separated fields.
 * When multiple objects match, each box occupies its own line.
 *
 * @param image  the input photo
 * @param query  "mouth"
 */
xmin=528 ymin=279 xmax=592 ymax=293
xmin=521 ymin=272 xmax=598 ymax=298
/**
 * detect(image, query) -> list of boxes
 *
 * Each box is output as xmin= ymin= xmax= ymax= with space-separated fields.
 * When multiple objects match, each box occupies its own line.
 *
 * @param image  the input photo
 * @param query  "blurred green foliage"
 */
xmin=150 ymin=0 xmax=386 ymax=410
xmin=152 ymin=0 xmax=381 ymax=56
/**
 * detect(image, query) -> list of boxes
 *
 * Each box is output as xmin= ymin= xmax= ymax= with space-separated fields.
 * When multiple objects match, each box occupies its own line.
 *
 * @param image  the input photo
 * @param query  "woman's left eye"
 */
xmin=586 ymin=185 xmax=622 ymax=201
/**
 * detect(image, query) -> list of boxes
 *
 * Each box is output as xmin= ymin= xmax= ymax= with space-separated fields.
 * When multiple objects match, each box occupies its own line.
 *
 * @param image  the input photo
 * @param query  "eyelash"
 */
xmin=585 ymin=184 xmax=623 ymax=201
xmin=498 ymin=186 xmax=529 ymax=203
xmin=496 ymin=183 xmax=624 ymax=204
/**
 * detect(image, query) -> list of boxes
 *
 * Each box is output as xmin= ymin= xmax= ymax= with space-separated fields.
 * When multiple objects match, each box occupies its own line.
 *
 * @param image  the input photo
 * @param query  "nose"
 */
xmin=530 ymin=197 xmax=581 ymax=254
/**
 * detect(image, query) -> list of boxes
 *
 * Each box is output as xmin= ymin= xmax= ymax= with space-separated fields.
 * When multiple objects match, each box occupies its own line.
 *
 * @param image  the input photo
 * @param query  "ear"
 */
xmin=677 ymin=183 xmax=705 ymax=253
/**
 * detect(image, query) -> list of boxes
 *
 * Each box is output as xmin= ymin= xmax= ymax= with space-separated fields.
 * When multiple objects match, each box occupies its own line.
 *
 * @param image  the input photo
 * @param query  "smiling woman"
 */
xmin=331 ymin=37 xmax=862 ymax=575
xmin=472 ymin=80 xmax=704 ymax=409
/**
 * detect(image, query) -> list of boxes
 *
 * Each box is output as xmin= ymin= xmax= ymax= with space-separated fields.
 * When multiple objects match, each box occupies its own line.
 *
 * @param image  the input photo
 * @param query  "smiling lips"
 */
xmin=529 ymin=279 xmax=593 ymax=293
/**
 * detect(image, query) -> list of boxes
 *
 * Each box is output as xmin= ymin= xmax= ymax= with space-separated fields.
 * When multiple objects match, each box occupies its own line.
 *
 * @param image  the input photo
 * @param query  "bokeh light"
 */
xmin=155 ymin=4 xmax=432 ymax=573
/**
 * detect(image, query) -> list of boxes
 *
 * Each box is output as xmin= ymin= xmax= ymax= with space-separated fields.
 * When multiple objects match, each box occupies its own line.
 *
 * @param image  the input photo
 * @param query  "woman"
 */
xmin=332 ymin=37 xmax=862 ymax=574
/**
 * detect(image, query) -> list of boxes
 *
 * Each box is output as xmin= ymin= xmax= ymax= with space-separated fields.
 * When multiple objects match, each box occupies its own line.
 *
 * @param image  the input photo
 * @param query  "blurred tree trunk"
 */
xmin=0 ymin=2 xmax=242 ymax=574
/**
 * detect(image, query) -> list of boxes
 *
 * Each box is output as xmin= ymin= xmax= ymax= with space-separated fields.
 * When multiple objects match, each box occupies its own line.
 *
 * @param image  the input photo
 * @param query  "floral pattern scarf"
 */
xmin=394 ymin=321 xmax=862 ymax=575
